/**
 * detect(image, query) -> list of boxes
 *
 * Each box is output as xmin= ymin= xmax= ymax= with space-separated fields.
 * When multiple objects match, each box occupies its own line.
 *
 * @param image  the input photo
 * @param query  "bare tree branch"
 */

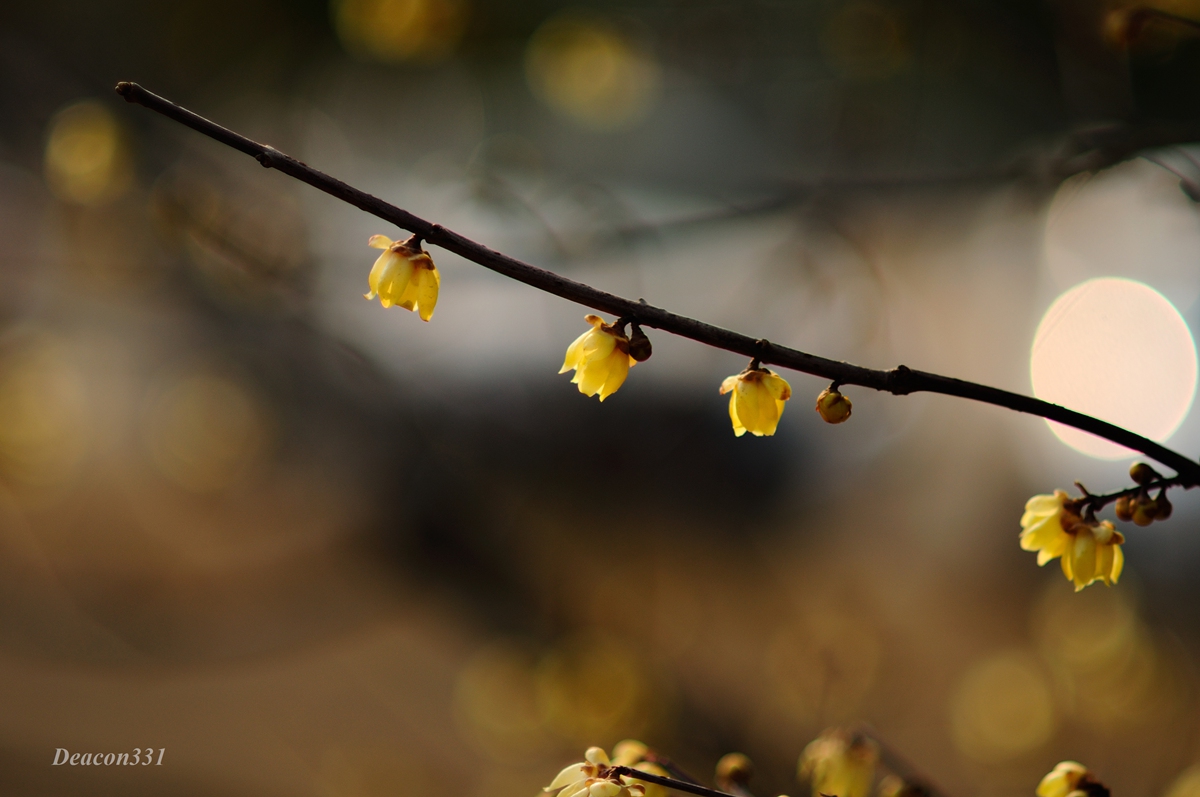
xmin=115 ymin=81 xmax=1200 ymax=485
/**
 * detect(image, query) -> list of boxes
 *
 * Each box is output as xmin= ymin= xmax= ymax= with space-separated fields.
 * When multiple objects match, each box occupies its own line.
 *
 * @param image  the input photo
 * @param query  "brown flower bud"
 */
xmin=1156 ymin=492 xmax=1173 ymax=520
xmin=816 ymin=388 xmax=852 ymax=424
xmin=716 ymin=753 xmax=753 ymax=788
xmin=1132 ymin=498 xmax=1157 ymax=527
xmin=628 ymin=324 xmax=653 ymax=362
xmin=1130 ymin=462 xmax=1158 ymax=485
xmin=1114 ymin=495 xmax=1134 ymax=522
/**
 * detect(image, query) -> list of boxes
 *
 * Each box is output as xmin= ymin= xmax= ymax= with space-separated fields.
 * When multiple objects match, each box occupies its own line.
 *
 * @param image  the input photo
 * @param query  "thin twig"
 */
xmin=115 ymin=81 xmax=1200 ymax=485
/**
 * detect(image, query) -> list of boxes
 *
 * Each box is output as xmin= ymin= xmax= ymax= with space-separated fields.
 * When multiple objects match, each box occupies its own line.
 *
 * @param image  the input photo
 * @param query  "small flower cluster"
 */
xmin=1019 ymin=462 xmax=1186 ymax=591
xmin=1020 ymin=491 xmax=1124 ymax=592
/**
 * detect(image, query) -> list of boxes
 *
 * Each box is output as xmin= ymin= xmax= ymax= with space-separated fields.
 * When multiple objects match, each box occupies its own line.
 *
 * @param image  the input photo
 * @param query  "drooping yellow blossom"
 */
xmin=364 ymin=234 xmax=440 ymax=320
xmin=1036 ymin=761 xmax=1090 ymax=797
xmin=798 ymin=728 xmax=877 ymax=797
xmin=1019 ymin=491 xmax=1124 ymax=591
xmin=544 ymin=746 xmax=662 ymax=797
xmin=560 ymin=315 xmax=636 ymax=401
xmin=719 ymin=367 xmax=792 ymax=437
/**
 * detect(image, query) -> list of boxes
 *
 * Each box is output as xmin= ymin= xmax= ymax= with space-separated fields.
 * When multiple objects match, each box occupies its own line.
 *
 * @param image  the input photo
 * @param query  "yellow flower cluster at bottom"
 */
xmin=543 ymin=744 xmax=667 ymax=797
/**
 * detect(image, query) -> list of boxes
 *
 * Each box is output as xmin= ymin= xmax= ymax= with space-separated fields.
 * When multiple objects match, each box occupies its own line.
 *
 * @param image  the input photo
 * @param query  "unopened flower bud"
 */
xmin=1156 ymin=492 xmax=1173 ymax=520
xmin=816 ymin=387 xmax=852 ymax=424
xmin=1114 ymin=495 xmax=1134 ymax=522
xmin=716 ymin=753 xmax=753 ymax=788
xmin=628 ymin=324 xmax=653 ymax=362
xmin=1129 ymin=462 xmax=1158 ymax=485
xmin=1132 ymin=497 xmax=1157 ymax=527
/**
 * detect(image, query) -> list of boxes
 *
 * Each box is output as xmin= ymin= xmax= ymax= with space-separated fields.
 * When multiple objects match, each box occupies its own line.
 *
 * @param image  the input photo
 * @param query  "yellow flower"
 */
xmin=1019 ymin=492 xmax=1125 ymax=591
xmin=560 ymin=315 xmax=636 ymax=401
xmin=1036 ymin=761 xmax=1089 ymax=797
xmin=719 ymin=367 xmax=792 ymax=437
xmin=798 ymin=728 xmax=877 ymax=797
xmin=1061 ymin=520 xmax=1124 ymax=591
xmin=544 ymin=746 xmax=660 ymax=797
xmin=364 ymin=234 xmax=440 ymax=320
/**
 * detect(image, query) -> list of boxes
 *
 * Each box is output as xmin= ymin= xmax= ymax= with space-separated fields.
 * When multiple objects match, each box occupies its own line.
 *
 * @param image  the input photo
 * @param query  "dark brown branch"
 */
xmin=115 ymin=81 xmax=1200 ymax=485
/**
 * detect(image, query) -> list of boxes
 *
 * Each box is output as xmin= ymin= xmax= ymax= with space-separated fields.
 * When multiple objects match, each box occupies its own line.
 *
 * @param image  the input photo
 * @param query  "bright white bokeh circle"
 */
xmin=1030 ymin=277 xmax=1198 ymax=459
xmin=1043 ymin=159 xmax=1200 ymax=311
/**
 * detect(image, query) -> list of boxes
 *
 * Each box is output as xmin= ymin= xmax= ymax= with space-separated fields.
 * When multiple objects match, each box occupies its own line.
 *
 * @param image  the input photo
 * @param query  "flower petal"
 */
xmin=1071 ymin=531 xmax=1097 ymax=590
xmin=577 ymin=358 xmax=611 ymax=397
xmin=369 ymin=234 xmax=394 ymax=249
xmin=1109 ymin=544 xmax=1124 ymax=584
xmin=561 ymin=329 xmax=593 ymax=374
xmin=598 ymin=352 xmax=630 ymax=401
xmin=581 ymin=329 xmax=617 ymax=362
xmin=734 ymin=378 xmax=766 ymax=436
xmin=763 ymin=371 xmax=792 ymax=401
xmin=415 ymin=265 xmax=440 ymax=321
xmin=547 ymin=765 xmax=589 ymax=792
xmin=728 ymin=393 xmax=746 ymax=437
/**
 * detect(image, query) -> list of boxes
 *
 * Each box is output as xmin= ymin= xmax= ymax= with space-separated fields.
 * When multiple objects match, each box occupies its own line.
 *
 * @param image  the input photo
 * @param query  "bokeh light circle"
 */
xmin=1030 ymin=277 xmax=1197 ymax=459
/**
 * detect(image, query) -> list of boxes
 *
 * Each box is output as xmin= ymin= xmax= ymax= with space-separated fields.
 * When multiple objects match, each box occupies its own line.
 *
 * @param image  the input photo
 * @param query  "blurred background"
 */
xmin=4 ymin=1 xmax=1200 ymax=795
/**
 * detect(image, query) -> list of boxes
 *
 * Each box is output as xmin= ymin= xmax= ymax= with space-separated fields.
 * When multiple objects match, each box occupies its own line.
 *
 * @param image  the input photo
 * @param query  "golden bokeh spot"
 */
xmin=333 ymin=0 xmax=468 ymax=63
xmin=1033 ymin=585 xmax=1186 ymax=729
xmin=453 ymin=642 xmax=548 ymax=761
xmin=526 ymin=13 xmax=661 ymax=131
xmin=1164 ymin=764 xmax=1200 ymax=797
xmin=1033 ymin=584 xmax=1137 ymax=675
xmin=0 ymin=340 xmax=88 ymax=489
xmin=765 ymin=611 xmax=881 ymax=725
xmin=535 ymin=633 xmax=654 ymax=744
xmin=44 ymin=100 xmax=133 ymax=206
xmin=949 ymin=650 xmax=1055 ymax=763
xmin=821 ymin=2 xmax=910 ymax=80
xmin=144 ymin=371 xmax=271 ymax=493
